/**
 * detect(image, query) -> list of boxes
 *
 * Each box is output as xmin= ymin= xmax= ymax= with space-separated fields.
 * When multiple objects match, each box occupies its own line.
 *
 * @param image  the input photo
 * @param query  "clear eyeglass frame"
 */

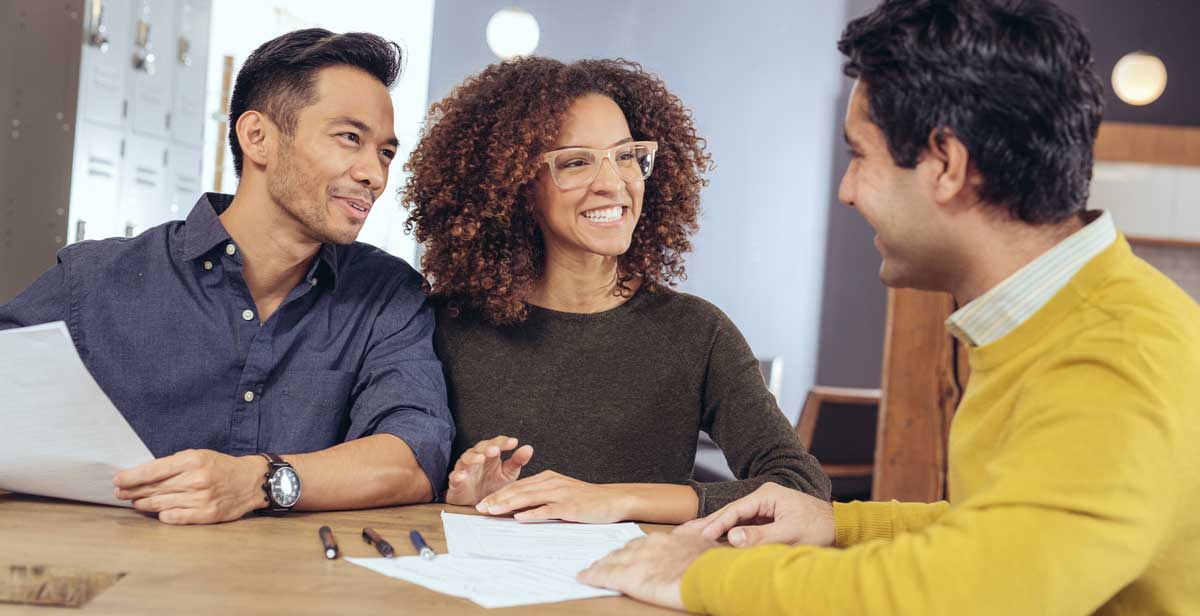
xmin=540 ymin=141 xmax=659 ymax=190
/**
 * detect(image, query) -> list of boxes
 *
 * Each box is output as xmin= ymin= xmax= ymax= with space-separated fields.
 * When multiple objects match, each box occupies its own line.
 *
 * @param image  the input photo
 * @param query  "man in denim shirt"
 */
xmin=0 ymin=29 xmax=453 ymax=524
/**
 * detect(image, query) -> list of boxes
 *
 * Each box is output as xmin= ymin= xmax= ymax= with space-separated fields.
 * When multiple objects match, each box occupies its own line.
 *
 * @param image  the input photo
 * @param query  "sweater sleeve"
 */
xmin=691 ymin=312 xmax=831 ymax=515
xmin=681 ymin=339 xmax=1178 ymax=615
xmin=833 ymin=500 xmax=950 ymax=547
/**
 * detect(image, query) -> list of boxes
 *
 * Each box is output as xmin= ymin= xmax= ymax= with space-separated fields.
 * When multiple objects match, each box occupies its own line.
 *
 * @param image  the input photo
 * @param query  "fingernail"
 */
xmin=729 ymin=529 xmax=744 ymax=545
xmin=476 ymin=502 xmax=487 ymax=512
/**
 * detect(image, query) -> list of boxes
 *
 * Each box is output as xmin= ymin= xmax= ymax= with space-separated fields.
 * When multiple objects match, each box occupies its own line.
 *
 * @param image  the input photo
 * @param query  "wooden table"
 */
xmin=0 ymin=493 xmax=675 ymax=614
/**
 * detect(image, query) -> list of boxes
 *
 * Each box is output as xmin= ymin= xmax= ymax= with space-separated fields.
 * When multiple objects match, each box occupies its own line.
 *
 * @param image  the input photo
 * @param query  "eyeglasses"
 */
xmin=540 ymin=141 xmax=658 ymax=190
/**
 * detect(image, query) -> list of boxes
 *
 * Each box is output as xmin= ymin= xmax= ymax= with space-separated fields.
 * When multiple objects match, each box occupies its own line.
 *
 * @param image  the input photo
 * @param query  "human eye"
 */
xmin=339 ymin=132 xmax=361 ymax=144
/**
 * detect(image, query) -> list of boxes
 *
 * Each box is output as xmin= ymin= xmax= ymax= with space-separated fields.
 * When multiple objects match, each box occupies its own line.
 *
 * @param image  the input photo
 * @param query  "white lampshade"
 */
xmin=486 ymin=6 xmax=540 ymax=59
xmin=1112 ymin=51 xmax=1168 ymax=106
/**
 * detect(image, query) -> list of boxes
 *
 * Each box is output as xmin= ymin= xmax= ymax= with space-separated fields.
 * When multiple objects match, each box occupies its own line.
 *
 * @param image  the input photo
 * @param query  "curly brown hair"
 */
xmin=402 ymin=57 xmax=712 ymax=325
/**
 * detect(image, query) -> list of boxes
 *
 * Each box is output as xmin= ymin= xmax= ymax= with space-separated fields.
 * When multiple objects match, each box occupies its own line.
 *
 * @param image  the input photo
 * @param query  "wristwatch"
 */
xmin=258 ymin=453 xmax=301 ymax=514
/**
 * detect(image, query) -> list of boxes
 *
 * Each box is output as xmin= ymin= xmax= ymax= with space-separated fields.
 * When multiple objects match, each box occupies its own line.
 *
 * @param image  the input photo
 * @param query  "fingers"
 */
xmin=478 ymin=485 xmax=561 ymax=515
xmin=477 ymin=471 xmax=560 ymax=513
xmin=500 ymin=444 xmax=534 ymax=477
xmin=114 ymin=477 xmax=189 ymax=501
xmin=727 ymin=520 xmax=798 ymax=547
xmin=513 ymin=504 xmax=561 ymax=522
xmin=113 ymin=452 xmax=190 ymax=488
xmin=131 ymin=491 xmax=198 ymax=513
xmin=694 ymin=496 xmax=770 ymax=541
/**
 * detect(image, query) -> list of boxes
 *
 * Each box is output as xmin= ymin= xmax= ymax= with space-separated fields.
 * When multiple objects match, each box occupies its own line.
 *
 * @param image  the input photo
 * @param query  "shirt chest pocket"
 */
xmin=267 ymin=370 xmax=357 ymax=448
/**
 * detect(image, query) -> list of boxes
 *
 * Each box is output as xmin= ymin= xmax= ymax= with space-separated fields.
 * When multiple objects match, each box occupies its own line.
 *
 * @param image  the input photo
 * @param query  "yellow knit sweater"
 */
xmin=682 ymin=236 xmax=1200 ymax=615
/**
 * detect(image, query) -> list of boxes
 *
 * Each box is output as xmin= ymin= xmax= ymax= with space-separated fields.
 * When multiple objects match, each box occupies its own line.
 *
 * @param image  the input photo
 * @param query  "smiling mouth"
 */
xmin=581 ymin=205 xmax=626 ymax=223
xmin=340 ymin=198 xmax=370 ymax=213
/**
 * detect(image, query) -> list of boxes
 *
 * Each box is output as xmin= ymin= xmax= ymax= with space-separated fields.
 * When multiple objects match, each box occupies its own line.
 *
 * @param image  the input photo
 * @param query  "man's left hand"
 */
xmin=113 ymin=449 xmax=266 ymax=525
xmin=577 ymin=531 xmax=719 ymax=611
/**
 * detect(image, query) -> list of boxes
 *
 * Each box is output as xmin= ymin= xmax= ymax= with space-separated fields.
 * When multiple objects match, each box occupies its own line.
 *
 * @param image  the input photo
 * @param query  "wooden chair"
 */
xmin=795 ymin=386 xmax=880 ymax=481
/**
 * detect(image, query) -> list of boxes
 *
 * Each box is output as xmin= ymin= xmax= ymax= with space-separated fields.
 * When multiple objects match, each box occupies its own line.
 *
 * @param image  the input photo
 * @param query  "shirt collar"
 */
xmin=179 ymin=192 xmax=340 ymax=290
xmin=946 ymin=210 xmax=1116 ymax=347
xmin=180 ymin=193 xmax=234 ymax=261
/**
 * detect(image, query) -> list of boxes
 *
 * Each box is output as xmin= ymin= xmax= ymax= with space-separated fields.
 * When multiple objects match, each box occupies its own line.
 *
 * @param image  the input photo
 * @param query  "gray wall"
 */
xmin=426 ymin=0 xmax=856 ymax=420
xmin=1057 ymin=0 xmax=1200 ymax=127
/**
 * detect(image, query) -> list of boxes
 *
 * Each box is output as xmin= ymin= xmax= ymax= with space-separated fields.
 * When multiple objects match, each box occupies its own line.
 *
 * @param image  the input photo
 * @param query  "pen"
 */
xmin=362 ymin=527 xmax=395 ymax=558
xmin=409 ymin=530 xmax=435 ymax=560
xmin=318 ymin=526 xmax=339 ymax=560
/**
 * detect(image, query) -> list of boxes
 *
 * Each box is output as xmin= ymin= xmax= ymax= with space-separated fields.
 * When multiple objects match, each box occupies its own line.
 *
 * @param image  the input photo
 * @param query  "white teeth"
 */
xmin=582 ymin=206 xmax=623 ymax=223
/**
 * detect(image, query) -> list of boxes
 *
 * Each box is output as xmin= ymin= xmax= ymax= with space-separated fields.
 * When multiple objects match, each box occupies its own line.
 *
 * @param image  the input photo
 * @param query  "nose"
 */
xmin=589 ymin=156 xmax=624 ymax=193
xmin=350 ymin=149 xmax=387 ymax=195
xmin=837 ymin=165 xmax=855 ymax=208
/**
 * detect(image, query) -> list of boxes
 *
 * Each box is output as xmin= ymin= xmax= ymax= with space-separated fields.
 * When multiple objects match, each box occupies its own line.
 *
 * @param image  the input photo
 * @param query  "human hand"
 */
xmin=445 ymin=435 xmax=534 ymax=506
xmin=577 ymin=532 xmax=718 ymax=611
xmin=113 ymin=449 xmax=266 ymax=525
xmin=676 ymin=482 xmax=835 ymax=547
xmin=476 ymin=470 xmax=628 ymax=523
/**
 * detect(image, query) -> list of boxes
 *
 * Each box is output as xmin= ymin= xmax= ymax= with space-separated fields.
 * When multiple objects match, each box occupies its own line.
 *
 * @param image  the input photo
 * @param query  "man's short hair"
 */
xmin=228 ymin=29 xmax=403 ymax=178
xmin=838 ymin=0 xmax=1104 ymax=223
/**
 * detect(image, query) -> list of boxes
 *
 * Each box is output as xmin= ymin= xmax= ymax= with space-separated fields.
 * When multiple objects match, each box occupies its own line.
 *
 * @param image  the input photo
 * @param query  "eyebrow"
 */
xmin=330 ymin=116 xmax=400 ymax=148
xmin=557 ymin=137 xmax=634 ymax=149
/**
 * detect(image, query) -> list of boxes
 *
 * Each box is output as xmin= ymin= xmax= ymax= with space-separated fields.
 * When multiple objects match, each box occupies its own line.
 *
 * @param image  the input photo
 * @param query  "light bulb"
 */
xmin=1112 ymin=51 xmax=1168 ymax=106
xmin=486 ymin=7 xmax=539 ymax=59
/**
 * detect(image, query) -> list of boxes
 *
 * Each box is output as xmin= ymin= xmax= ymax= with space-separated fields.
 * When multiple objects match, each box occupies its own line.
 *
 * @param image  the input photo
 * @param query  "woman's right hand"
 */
xmin=444 ymin=435 xmax=535 ymax=506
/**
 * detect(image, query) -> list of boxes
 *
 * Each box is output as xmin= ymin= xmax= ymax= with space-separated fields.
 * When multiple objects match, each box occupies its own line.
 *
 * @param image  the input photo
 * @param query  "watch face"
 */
xmin=269 ymin=466 xmax=301 ymax=508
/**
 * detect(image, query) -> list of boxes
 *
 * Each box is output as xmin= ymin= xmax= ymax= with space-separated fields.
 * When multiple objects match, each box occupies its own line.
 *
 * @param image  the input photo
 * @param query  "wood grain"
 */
xmin=1094 ymin=122 xmax=1200 ymax=167
xmin=873 ymin=288 xmax=963 ymax=502
xmin=0 ymin=494 xmax=674 ymax=615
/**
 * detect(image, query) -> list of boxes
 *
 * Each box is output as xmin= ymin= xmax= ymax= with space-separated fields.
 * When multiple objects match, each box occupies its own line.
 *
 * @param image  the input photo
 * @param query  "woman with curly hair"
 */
xmin=403 ymin=57 xmax=829 ymax=524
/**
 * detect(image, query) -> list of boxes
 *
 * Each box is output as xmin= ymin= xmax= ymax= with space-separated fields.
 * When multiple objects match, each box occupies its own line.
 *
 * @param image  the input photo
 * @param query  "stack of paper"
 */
xmin=0 ymin=322 xmax=154 ymax=506
xmin=347 ymin=512 xmax=645 ymax=609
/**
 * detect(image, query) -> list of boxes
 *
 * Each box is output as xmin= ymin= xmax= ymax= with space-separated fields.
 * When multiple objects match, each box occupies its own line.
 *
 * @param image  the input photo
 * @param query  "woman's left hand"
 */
xmin=475 ymin=470 xmax=628 ymax=523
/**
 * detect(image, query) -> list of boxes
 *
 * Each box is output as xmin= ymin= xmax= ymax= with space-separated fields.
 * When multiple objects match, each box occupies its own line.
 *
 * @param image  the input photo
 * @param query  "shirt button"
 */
xmin=241 ymin=309 xmax=254 ymax=321
xmin=226 ymin=243 xmax=237 ymax=256
xmin=203 ymin=260 xmax=213 ymax=271
xmin=310 ymin=278 xmax=318 ymax=287
xmin=243 ymin=391 xmax=255 ymax=403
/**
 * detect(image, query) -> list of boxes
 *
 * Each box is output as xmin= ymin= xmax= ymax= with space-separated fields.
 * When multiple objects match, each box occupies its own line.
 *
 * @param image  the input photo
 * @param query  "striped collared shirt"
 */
xmin=946 ymin=210 xmax=1117 ymax=347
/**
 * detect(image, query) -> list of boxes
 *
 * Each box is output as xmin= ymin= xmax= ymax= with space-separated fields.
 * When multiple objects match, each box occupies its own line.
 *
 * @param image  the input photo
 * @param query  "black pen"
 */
xmin=409 ymin=530 xmax=435 ymax=560
xmin=362 ymin=527 xmax=395 ymax=558
xmin=318 ymin=526 xmax=339 ymax=560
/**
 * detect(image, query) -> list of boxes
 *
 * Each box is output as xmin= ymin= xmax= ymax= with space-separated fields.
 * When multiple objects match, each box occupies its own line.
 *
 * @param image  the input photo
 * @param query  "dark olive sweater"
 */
xmin=433 ymin=288 xmax=831 ymax=516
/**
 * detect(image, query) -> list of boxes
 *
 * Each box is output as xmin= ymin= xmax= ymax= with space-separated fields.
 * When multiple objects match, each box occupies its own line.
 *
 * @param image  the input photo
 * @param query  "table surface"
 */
xmin=0 ymin=493 xmax=675 ymax=615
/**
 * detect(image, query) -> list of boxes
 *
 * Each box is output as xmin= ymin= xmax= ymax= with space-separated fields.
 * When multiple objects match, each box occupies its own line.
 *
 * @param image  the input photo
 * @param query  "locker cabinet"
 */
xmin=1 ymin=0 xmax=212 ymax=301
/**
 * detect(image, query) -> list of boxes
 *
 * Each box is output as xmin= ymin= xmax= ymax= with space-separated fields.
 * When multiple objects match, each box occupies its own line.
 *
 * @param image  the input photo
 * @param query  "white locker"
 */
xmin=127 ymin=0 xmax=177 ymax=140
xmin=78 ymin=0 xmax=133 ymax=128
xmin=68 ymin=123 xmax=125 ymax=242
xmin=118 ymin=134 xmax=169 ymax=235
xmin=171 ymin=0 xmax=211 ymax=146
xmin=168 ymin=144 xmax=204 ymax=218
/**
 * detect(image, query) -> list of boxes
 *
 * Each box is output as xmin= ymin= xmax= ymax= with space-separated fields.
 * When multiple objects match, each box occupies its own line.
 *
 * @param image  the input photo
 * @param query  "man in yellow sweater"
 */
xmin=578 ymin=0 xmax=1200 ymax=614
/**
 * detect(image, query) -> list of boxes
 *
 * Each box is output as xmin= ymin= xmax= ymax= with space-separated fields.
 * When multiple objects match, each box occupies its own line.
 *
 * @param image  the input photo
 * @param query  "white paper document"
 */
xmin=346 ymin=556 xmax=617 ymax=609
xmin=346 ymin=512 xmax=646 ymax=608
xmin=0 ymin=322 xmax=154 ymax=507
xmin=441 ymin=511 xmax=645 ymax=564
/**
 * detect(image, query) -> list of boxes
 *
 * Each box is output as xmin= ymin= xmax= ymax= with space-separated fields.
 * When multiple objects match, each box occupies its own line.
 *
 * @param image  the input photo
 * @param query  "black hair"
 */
xmin=228 ymin=28 xmax=403 ymax=177
xmin=838 ymin=0 xmax=1104 ymax=223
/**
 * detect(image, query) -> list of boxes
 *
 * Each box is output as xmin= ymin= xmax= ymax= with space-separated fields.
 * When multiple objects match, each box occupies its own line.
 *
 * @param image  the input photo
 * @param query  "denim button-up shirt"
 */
xmin=0 ymin=194 xmax=453 ymax=493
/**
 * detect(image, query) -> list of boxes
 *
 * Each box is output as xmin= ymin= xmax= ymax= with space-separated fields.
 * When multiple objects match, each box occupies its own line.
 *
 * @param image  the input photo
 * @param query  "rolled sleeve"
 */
xmin=347 ymin=293 xmax=454 ymax=498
